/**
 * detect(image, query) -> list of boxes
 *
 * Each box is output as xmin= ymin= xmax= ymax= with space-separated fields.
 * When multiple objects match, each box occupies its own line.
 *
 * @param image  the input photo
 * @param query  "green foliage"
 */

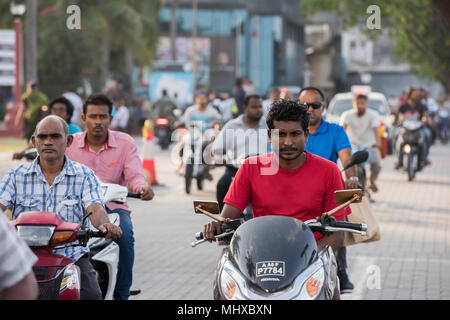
xmin=301 ymin=0 xmax=450 ymax=92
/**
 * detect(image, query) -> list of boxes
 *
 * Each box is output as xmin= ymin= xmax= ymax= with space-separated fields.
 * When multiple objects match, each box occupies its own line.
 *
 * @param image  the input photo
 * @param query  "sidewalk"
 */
xmin=342 ymin=142 xmax=450 ymax=300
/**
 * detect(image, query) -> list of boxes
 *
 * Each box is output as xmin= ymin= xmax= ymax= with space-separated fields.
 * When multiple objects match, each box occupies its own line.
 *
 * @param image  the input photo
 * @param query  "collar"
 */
xmin=311 ymin=119 xmax=328 ymax=135
xmin=78 ymin=129 xmax=118 ymax=151
xmin=25 ymin=156 xmax=77 ymax=177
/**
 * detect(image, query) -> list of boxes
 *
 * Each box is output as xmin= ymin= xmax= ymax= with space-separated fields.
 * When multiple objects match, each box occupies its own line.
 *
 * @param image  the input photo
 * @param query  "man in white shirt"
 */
xmin=340 ymin=94 xmax=382 ymax=193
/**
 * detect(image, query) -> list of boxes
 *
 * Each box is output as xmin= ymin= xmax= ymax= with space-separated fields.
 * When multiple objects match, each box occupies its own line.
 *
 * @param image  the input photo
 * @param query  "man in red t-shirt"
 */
xmin=203 ymin=99 xmax=351 ymax=250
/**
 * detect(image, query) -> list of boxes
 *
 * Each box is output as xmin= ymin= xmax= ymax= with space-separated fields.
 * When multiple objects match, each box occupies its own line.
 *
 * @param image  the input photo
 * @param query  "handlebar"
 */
xmin=192 ymin=219 xmax=243 ymax=247
xmin=127 ymin=192 xmax=141 ymax=199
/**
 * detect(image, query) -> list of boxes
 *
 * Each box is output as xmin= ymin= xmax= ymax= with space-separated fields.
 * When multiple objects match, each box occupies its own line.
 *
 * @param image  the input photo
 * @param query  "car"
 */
xmin=325 ymin=90 xmax=393 ymax=156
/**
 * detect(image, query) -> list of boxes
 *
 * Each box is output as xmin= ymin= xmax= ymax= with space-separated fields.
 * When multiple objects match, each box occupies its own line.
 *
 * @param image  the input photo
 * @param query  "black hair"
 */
xmin=266 ymin=99 xmax=309 ymax=133
xmin=298 ymin=86 xmax=325 ymax=103
xmin=49 ymin=96 xmax=75 ymax=124
xmin=244 ymin=94 xmax=261 ymax=106
xmin=354 ymin=94 xmax=368 ymax=101
xmin=83 ymin=93 xmax=113 ymax=115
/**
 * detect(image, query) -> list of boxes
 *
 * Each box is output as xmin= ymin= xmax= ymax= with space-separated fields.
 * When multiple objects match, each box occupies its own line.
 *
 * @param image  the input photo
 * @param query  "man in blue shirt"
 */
xmin=299 ymin=87 xmax=358 ymax=295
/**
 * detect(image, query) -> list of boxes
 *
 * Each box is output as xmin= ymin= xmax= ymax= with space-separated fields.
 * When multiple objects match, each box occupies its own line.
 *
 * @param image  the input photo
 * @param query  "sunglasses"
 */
xmin=299 ymin=102 xmax=322 ymax=110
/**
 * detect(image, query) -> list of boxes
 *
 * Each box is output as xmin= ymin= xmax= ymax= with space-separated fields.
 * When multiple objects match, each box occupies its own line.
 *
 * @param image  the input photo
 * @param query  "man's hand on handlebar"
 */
xmin=139 ymin=186 xmax=154 ymax=201
xmin=97 ymin=223 xmax=122 ymax=240
xmin=203 ymin=220 xmax=223 ymax=242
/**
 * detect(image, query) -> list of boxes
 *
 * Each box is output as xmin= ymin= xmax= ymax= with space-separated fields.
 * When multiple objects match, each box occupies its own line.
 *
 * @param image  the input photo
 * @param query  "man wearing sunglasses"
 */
xmin=298 ymin=87 xmax=358 ymax=295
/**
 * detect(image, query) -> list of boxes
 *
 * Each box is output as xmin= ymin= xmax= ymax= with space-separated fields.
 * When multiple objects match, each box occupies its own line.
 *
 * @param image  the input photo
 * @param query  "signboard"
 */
xmin=0 ymin=30 xmax=16 ymax=87
xmin=150 ymin=72 xmax=194 ymax=106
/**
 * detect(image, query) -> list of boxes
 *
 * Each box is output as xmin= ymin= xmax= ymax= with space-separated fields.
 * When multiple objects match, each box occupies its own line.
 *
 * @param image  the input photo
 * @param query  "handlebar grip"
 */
xmin=334 ymin=221 xmax=367 ymax=231
xmin=89 ymin=231 xmax=107 ymax=238
xmin=195 ymin=232 xmax=204 ymax=240
xmin=127 ymin=192 xmax=141 ymax=199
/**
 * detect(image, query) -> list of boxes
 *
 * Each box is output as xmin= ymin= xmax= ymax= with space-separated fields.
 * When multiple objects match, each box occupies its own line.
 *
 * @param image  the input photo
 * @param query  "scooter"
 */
xmin=192 ymin=153 xmax=368 ymax=300
xmin=181 ymin=121 xmax=220 ymax=194
xmin=395 ymin=119 xmax=424 ymax=181
xmin=192 ymin=191 xmax=366 ymax=300
xmin=436 ymin=108 xmax=450 ymax=144
xmin=155 ymin=117 xmax=172 ymax=150
xmin=10 ymin=183 xmax=140 ymax=300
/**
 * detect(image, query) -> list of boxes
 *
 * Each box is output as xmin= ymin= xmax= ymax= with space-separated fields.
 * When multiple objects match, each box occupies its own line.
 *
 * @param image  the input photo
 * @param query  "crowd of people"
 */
xmin=0 ymin=75 xmax=448 ymax=300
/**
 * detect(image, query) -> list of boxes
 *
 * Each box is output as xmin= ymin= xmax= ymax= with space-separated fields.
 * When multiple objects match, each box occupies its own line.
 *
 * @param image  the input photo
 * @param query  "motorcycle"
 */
xmin=10 ymin=183 xmax=140 ymax=300
xmin=155 ymin=117 xmax=172 ymax=150
xmin=395 ymin=119 xmax=424 ymax=181
xmin=436 ymin=108 xmax=450 ymax=144
xmin=191 ymin=190 xmax=366 ymax=300
xmin=181 ymin=121 xmax=220 ymax=194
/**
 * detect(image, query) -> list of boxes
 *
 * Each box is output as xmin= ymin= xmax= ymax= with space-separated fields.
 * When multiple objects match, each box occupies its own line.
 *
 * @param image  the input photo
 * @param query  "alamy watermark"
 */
xmin=66 ymin=5 xmax=81 ymax=30
xmin=366 ymin=5 xmax=381 ymax=30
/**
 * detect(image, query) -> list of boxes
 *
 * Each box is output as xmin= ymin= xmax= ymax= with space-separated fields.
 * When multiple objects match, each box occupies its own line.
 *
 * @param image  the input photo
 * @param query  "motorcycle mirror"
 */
xmin=194 ymin=201 xmax=220 ymax=215
xmin=342 ymin=151 xmax=369 ymax=171
xmin=334 ymin=189 xmax=363 ymax=205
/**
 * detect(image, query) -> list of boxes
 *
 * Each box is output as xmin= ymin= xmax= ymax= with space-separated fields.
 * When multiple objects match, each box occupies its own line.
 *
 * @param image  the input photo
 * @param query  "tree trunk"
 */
xmin=25 ymin=0 xmax=38 ymax=84
xmin=125 ymin=47 xmax=135 ymax=104
xmin=170 ymin=0 xmax=177 ymax=61
xmin=100 ymin=29 xmax=111 ymax=91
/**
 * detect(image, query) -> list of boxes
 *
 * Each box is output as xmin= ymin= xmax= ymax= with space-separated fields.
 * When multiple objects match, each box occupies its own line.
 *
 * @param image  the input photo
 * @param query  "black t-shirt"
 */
xmin=398 ymin=103 xmax=427 ymax=121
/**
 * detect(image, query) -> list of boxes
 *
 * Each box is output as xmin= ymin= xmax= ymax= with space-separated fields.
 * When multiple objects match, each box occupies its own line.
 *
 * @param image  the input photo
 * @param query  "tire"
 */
xmin=407 ymin=153 xmax=416 ymax=181
xmin=357 ymin=165 xmax=366 ymax=191
xmin=185 ymin=163 xmax=193 ymax=194
xmin=197 ymin=176 xmax=204 ymax=190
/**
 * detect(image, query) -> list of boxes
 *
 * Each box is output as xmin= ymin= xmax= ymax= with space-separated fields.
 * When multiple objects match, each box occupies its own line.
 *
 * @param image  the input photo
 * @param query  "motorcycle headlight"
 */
xmin=219 ymin=260 xmax=246 ymax=300
xmin=16 ymin=226 xmax=55 ymax=247
xmin=298 ymin=267 xmax=325 ymax=300
xmin=403 ymin=144 xmax=412 ymax=154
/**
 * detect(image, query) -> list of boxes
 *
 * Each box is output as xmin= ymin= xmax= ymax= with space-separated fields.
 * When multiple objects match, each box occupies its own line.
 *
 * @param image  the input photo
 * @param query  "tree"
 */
xmin=301 ymin=0 xmax=450 ymax=93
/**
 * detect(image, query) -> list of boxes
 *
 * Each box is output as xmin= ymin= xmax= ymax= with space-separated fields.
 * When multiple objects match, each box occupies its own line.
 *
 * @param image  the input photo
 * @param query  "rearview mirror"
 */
xmin=334 ymin=189 xmax=363 ymax=205
xmin=342 ymin=151 xmax=369 ymax=171
xmin=193 ymin=201 xmax=220 ymax=215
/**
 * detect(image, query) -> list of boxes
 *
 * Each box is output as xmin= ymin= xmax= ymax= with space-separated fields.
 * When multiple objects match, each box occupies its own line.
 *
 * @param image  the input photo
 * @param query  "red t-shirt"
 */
xmin=224 ymin=152 xmax=351 ymax=240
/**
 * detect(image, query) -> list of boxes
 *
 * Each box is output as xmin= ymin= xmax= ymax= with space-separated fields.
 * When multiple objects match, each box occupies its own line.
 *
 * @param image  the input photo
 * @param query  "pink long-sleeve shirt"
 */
xmin=66 ymin=130 xmax=148 ymax=213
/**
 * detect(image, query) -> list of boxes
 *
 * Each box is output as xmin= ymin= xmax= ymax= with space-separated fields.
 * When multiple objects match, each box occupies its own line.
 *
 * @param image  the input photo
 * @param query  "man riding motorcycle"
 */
xmin=203 ymin=100 xmax=352 ymax=299
xmin=0 ymin=115 xmax=122 ymax=300
xmin=65 ymin=93 xmax=154 ymax=300
xmin=212 ymin=94 xmax=270 ymax=211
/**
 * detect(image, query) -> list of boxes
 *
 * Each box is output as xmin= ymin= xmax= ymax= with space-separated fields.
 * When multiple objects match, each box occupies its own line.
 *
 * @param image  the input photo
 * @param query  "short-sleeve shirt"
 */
xmin=398 ymin=103 xmax=428 ymax=121
xmin=340 ymin=109 xmax=380 ymax=148
xmin=183 ymin=105 xmax=221 ymax=132
xmin=223 ymin=152 xmax=351 ymax=240
xmin=0 ymin=211 xmax=37 ymax=292
xmin=305 ymin=119 xmax=351 ymax=164
xmin=0 ymin=157 xmax=103 ymax=262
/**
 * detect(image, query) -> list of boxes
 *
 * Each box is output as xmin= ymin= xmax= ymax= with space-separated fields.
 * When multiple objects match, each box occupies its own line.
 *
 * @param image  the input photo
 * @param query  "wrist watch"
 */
xmin=349 ymin=176 xmax=359 ymax=182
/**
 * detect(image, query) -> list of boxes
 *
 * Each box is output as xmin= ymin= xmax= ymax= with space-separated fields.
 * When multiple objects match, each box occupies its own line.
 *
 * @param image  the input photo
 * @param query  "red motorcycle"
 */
xmin=11 ymin=211 xmax=106 ymax=300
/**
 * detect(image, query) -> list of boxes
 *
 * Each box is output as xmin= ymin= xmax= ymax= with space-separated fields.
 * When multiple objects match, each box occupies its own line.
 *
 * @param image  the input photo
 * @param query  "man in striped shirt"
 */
xmin=0 ymin=115 xmax=122 ymax=300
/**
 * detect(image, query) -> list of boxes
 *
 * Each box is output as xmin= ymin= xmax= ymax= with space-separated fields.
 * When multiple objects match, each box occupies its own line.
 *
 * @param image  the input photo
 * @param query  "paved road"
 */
xmin=1 ymin=138 xmax=449 ymax=300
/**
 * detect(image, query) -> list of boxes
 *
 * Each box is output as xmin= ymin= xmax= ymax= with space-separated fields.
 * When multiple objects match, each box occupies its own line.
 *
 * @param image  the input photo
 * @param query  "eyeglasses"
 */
xmin=299 ymin=102 xmax=322 ymax=110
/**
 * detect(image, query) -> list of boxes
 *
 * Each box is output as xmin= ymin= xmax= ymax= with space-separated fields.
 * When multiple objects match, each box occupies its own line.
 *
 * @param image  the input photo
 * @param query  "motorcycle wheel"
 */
xmin=185 ymin=164 xmax=193 ymax=194
xmin=197 ymin=176 xmax=204 ymax=190
xmin=440 ymin=128 xmax=449 ymax=144
xmin=407 ymin=153 xmax=416 ymax=181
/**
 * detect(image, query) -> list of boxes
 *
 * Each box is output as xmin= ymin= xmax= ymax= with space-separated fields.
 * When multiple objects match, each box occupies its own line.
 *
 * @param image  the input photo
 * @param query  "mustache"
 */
xmin=280 ymin=147 xmax=298 ymax=152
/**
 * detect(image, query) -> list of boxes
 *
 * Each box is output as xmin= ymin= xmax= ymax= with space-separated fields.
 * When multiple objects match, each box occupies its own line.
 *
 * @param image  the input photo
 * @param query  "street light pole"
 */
xmin=14 ymin=17 xmax=21 ymax=107
xmin=192 ymin=0 xmax=198 ymax=94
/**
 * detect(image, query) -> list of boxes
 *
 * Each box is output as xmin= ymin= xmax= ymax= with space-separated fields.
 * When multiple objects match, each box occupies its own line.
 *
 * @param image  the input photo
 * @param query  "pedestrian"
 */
xmin=16 ymin=81 xmax=49 ymax=141
xmin=66 ymin=93 xmax=154 ymax=300
xmin=0 ymin=210 xmax=38 ymax=300
xmin=299 ymin=87 xmax=359 ymax=294
xmin=232 ymin=78 xmax=246 ymax=117
xmin=263 ymin=87 xmax=280 ymax=117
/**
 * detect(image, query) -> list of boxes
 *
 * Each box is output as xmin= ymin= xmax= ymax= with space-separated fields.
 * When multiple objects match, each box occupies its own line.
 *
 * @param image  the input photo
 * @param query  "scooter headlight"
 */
xmin=298 ymin=267 xmax=325 ymax=300
xmin=403 ymin=144 xmax=412 ymax=154
xmin=219 ymin=260 xmax=247 ymax=300
xmin=16 ymin=226 xmax=55 ymax=247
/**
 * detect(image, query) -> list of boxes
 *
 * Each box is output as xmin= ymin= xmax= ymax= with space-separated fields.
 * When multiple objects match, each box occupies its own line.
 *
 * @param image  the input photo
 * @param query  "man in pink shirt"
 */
xmin=66 ymin=93 xmax=154 ymax=300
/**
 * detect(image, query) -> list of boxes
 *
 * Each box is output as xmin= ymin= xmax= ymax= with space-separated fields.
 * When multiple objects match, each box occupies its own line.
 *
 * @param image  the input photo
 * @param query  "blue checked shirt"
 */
xmin=0 ymin=156 xmax=104 ymax=263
